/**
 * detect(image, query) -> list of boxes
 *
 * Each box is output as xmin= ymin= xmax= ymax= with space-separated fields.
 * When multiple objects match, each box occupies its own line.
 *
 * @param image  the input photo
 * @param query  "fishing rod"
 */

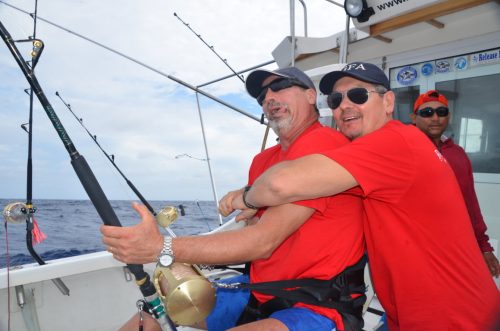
xmin=0 ymin=21 xmax=175 ymax=331
xmin=174 ymin=12 xmax=245 ymax=84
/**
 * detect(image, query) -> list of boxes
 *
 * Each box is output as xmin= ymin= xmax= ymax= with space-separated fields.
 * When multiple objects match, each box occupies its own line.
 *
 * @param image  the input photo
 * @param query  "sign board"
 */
xmin=352 ymin=0 xmax=445 ymax=32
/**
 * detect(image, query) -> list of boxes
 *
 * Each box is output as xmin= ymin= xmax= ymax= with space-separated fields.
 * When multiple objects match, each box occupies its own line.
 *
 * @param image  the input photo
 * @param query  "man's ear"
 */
xmin=305 ymin=89 xmax=317 ymax=105
xmin=409 ymin=112 xmax=417 ymax=124
xmin=384 ymin=90 xmax=396 ymax=116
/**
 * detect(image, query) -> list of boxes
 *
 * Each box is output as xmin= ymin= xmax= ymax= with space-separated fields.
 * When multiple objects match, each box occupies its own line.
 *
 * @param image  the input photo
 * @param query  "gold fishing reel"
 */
xmin=2 ymin=202 xmax=27 ymax=224
xmin=153 ymin=263 xmax=216 ymax=326
xmin=156 ymin=206 xmax=178 ymax=228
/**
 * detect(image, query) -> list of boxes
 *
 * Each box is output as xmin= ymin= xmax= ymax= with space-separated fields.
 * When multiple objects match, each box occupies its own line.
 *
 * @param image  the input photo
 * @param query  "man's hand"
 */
xmin=101 ymin=202 xmax=163 ymax=264
xmin=219 ymin=188 xmax=244 ymax=216
xmin=219 ymin=187 xmax=259 ymax=222
xmin=483 ymin=251 xmax=500 ymax=278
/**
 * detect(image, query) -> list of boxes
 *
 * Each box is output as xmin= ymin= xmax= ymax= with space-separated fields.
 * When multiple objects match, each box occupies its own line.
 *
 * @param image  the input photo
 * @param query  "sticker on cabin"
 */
xmin=454 ymin=57 xmax=468 ymax=71
xmin=396 ymin=66 xmax=417 ymax=85
xmin=421 ymin=63 xmax=434 ymax=76
xmin=470 ymin=49 xmax=500 ymax=67
xmin=435 ymin=60 xmax=451 ymax=73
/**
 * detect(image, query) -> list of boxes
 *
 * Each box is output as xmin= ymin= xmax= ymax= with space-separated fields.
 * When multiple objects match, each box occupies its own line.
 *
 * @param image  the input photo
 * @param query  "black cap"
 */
xmin=246 ymin=67 xmax=316 ymax=99
xmin=319 ymin=62 xmax=390 ymax=94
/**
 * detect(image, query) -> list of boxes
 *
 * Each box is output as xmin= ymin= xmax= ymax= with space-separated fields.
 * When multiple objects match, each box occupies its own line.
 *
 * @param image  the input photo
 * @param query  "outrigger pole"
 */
xmin=0 ymin=21 xmax=175 ymax=331
xmin=16 ymin=0 xmax=70 ymax=296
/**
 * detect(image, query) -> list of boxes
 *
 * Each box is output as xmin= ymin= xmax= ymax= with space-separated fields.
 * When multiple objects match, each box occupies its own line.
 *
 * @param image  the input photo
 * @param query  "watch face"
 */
xmin=159 ymin=254 xmax=173 ymax=267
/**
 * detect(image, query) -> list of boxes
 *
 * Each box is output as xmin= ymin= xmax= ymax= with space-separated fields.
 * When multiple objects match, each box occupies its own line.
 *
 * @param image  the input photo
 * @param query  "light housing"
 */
xmin=344 ymin=0 xmax=375 ymax=23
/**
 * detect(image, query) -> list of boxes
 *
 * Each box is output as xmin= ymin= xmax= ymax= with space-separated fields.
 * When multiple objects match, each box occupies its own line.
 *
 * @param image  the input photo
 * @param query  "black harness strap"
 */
xmin=236 ymin=255 xmax=367 ymax=330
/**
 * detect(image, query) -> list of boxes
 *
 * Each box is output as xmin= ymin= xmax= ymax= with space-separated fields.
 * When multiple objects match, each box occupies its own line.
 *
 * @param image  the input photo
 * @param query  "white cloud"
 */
xmin=0 ymin=0 xmax=345 ymax=201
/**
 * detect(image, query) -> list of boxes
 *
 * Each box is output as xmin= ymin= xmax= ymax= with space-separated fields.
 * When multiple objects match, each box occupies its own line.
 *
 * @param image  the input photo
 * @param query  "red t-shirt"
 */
xmin=248 ymin=122 xmax=365 ymax=328
xmin=324 ymin=120 xmax=499 ymax=330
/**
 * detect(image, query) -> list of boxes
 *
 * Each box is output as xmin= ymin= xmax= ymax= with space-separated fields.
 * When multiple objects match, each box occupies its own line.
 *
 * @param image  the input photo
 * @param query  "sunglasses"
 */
xmin=257 ymin=78 xmax=310 ymax=106
xmin=416 ymin=106 xmax=449 ymax=118
xmin=327 ymin=87 xmax=386 ymax=110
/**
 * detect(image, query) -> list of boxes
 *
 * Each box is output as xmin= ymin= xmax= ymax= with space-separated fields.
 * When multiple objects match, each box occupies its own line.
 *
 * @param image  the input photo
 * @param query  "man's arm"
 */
xmin=241 ymin=154 xmax=358 ymax=209
xmin=101 ymin=202 xmax=314 ymax=265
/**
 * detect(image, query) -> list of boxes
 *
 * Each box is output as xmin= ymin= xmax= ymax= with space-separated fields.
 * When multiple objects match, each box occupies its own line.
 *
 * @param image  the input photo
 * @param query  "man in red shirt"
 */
xmin=104 ymin=67 xmax=366 ymax=331
xmin=230 ymin=62 xmax=500 ymax=330
xmin=411 ymin=90 xmax=500 ymax=277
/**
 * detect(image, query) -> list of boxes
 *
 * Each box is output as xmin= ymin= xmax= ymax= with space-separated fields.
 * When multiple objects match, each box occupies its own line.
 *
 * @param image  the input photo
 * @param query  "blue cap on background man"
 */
xmin=246 ymin=67 xmax=316 ymax=99
xmin=319 ymin=62 xmax=390 ymax=94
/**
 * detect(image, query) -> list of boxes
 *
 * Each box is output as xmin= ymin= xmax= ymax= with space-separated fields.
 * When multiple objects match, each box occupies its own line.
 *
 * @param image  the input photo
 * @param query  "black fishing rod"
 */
xmin=55 ymin=91 xmax=157 ymax=217
xmin=0 ymin=20 xmax=174 ymax=331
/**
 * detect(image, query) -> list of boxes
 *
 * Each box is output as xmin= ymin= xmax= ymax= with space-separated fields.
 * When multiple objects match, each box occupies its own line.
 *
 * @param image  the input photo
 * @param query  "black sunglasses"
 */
xmin=416 ymin=106 xmax=449 ymax=118
xmin=327 ymin=87 xmax=386 ymax=110
xmin=257 ymin=78 xmax=309 ymax=106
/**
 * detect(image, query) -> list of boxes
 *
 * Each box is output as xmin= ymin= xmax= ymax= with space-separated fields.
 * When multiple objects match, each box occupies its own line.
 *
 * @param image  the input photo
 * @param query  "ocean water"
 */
xmin=0 ymin=199 xmax=230 ymax=268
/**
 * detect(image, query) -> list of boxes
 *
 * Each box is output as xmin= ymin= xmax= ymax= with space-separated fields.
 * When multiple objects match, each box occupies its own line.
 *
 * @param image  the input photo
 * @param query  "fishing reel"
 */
xmin=156 ymin=206 xmax=179 ymax=228
xmin=153 ymin=206 xmax=216 ymax=326
xmin=153 ymin=263 xmax=216 ymax=326
xmin=2 ymin=202 xmax=27 ymax=224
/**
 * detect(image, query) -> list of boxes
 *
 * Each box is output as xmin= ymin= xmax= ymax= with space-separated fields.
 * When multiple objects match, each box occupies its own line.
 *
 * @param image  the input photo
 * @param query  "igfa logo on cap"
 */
xmin=343 ymin=63 xmax=366 ymax=71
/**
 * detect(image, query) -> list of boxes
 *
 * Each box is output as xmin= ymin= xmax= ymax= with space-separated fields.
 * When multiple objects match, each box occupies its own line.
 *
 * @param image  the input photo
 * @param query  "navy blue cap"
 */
xmin=246 ymin=67 xmax=316 ymax=99
xmin=319 ymin=62 xmax=390 ymax=94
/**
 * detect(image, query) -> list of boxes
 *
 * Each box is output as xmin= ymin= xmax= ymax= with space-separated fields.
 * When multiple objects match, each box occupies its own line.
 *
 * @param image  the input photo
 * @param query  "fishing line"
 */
xmin=0 ymin=0 xmax=264 ymax=123
xmin=3 ymin=220 xmax=11 ymax=330
xmin=195 ymin=200 xmax=211 ymax=232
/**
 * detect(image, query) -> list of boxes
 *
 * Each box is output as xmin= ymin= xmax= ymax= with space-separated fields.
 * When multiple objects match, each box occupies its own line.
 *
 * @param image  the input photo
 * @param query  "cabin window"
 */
xmin=389 ymin=48 xmax=500 ymax=178
xmin=459 ymin=118 xmax=483 ymax=154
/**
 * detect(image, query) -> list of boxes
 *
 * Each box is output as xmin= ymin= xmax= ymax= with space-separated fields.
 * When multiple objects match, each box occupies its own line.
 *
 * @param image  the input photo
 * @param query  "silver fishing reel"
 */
xmin=2 ymin=202 xmax=27 ymax=224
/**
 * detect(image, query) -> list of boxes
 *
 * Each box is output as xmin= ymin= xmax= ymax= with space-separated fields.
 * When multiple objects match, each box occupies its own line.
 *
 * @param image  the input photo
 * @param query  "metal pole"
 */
xmin=197 ymin=60 xmax=275 ymax=88
xmin=194 ymin=93 xmax=223 ymax=226
xmin=322 ymin=0 xmax=344 ymax=8
xmin=298 ymin=0 xmax=308 ymax=37
xmin=339 ymin=15 xmax=350 ymax=63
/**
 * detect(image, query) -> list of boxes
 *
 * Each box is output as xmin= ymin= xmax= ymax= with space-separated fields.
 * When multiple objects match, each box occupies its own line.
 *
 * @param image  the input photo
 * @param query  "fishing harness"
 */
xmin=216 ymin=255 xmax=367 ymax=331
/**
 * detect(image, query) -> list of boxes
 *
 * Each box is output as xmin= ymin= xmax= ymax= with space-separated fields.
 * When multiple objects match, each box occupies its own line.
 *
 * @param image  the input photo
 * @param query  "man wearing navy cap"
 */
xmin=106 ymin=66 xmax=367 ymax=331
xmin=228 ymin=62 xmax=500 ymax=330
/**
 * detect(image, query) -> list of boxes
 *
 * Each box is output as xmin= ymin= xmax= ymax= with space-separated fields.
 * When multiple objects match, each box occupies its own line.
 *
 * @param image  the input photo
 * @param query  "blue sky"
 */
xmin=0 ymin=0 xmax=345 ymax=201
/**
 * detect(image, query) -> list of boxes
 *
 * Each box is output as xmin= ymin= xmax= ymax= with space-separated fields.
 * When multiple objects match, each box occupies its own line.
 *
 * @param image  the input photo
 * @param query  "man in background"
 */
xmin=411 ymin=89 xmax=500 ymax=277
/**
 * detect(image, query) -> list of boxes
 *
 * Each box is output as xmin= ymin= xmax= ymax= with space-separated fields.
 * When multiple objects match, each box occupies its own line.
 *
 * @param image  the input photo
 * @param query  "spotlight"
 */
xmin=344 ymin=0 xmax=375 ymax=23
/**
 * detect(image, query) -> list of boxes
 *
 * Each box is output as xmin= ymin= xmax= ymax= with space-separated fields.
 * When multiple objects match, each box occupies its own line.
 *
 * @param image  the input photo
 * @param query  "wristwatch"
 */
xmin=157 ymin=236 xmax=175 ymax=267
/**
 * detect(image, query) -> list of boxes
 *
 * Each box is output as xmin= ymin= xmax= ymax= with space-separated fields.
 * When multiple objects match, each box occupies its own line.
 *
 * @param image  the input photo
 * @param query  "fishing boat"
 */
xmin=1 ymin=0 xmax=499 ymax=330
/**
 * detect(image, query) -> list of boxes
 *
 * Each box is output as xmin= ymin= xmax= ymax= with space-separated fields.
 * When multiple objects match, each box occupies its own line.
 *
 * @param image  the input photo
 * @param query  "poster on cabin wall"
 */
xmin=390 ymin=48 xmax=500 ymax=88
